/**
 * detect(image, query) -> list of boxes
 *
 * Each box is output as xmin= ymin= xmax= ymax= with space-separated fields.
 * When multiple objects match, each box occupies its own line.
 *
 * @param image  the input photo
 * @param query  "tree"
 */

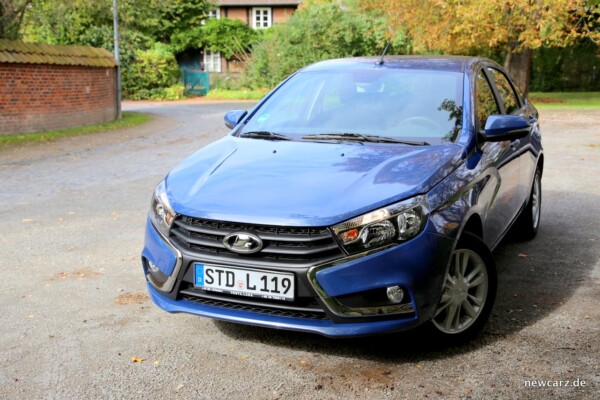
xmin=0 ymin=0 xmax=32 ymax=39
xmin=20 ymin=0 xmax=211 ymax=98
xmin=23 ymin=0 xmax=112 ymax=45
xmin=360 ymin=0 xmax=600 ymax=93
xmin=24 ymin=0 xmax=210 ymax=49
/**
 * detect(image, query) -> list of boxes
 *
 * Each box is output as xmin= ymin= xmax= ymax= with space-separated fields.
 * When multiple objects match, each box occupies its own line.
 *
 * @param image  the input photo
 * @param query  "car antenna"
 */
xmin=376 ymin=42 xmax=390 ymax=65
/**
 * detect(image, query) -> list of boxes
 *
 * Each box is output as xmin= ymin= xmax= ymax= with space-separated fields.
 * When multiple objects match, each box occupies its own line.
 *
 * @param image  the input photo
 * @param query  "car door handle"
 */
xmin=510 ymin=139 xmax=521 ymax=151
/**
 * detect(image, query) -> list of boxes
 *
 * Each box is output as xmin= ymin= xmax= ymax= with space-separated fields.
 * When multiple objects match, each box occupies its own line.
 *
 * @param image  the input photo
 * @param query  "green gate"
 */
xmin=182 ymin=70 xmax=210 ymax=96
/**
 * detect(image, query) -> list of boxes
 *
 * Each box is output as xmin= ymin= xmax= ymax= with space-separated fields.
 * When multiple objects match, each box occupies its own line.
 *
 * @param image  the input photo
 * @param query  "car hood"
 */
xmin=166 ymin=136 xmax=465 ymax=226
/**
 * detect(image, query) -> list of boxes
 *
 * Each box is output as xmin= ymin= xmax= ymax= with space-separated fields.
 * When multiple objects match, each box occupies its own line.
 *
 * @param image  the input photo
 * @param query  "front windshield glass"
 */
xmin=241 ymin=68 xmax=464 ymax=144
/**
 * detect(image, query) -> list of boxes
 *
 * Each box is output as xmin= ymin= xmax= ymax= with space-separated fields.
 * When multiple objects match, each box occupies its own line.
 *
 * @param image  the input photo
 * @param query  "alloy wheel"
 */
xmin=432 ymin=249 xmax=489 ymax=334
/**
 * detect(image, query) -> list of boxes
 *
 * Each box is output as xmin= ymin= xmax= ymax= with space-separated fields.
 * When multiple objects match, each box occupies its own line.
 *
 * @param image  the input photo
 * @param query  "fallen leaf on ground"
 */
xmin=518 ymin=252 xmax=528 ymax=258
xmin=115 ymin=292 xmax=149 ymax=305
xmin=49 ymin=268 xmax=101 ymax=281
xmin=131 ymin=357 xmax=144 ymax=363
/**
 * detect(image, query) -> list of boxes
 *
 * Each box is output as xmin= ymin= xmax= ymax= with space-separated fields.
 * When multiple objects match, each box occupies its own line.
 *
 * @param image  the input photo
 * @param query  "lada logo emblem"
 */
xmin=223 ymin=232 xmax=263 ymax=254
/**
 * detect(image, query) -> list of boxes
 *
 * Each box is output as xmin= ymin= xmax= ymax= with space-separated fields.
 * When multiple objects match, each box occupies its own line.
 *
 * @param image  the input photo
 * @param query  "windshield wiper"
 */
xmin=301 ymin=133 xmax=368 ymax=144
xmin=365 ymin=135 xmax=430 ymax=146
xmin=240 ymin=131 xmax=292 ymax=141
xmin=302 ymin=133 xmax=429 ymax=146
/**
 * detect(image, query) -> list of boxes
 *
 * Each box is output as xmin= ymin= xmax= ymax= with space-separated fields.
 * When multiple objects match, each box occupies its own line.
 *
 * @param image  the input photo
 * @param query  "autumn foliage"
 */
xmin=360 ymin=0 xmax=599 ymax=91
xmin=362 ymin=0 xmax=597 ymax=53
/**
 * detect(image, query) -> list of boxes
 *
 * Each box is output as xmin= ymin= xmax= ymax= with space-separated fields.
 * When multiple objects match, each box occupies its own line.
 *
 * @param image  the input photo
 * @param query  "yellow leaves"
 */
xmin=359 ymin=0 xmax=589 ymax=54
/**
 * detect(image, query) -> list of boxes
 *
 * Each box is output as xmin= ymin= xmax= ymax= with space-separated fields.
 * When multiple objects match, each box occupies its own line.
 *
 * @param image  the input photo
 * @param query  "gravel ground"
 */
xmin=0 ymin=101 xmax=598 ymax=399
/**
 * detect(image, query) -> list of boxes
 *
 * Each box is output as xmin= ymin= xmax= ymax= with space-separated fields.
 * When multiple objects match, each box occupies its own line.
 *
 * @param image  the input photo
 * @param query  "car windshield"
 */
xmin=241 ymin=68 xmax=464 ymax=144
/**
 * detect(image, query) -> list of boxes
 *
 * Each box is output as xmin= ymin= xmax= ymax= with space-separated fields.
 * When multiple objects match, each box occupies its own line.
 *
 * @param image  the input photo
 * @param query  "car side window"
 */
xmin=476 ymin=71 xmax=500 ymax=131
xmin=488 ymin=68 xmax=520 ymax=114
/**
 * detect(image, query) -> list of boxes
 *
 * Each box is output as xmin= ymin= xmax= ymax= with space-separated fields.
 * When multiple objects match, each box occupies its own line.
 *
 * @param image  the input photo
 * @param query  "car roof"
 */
xmin=302 ymin=56 xmax=482 ymax=73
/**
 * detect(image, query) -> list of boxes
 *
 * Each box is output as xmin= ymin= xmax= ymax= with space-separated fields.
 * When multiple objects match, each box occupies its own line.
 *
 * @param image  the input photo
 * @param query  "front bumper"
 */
xmin=142 ymin=218 xmax=455 ymax=337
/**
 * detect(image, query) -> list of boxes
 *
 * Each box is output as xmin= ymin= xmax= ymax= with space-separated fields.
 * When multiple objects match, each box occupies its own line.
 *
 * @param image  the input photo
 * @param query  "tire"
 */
xmin=428 ymin=232 xmax=497 ymax=343
xmin=514 ymin=167 xmax=542 ymax=241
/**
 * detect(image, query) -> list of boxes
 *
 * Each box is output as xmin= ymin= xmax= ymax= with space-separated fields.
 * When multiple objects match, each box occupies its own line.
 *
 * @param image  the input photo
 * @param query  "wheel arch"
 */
xmin=460 ymin=213 xmax=484 ymax=241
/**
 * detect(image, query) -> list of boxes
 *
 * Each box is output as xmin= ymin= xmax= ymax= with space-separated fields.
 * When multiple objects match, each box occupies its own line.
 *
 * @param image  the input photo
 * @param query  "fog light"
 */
xmin=147 ymin=259 xmax=159 ymax=273
xmin=386 ymin=286 xmax=404 ymax=303
xmin=145 ymin=257 xmax=169 ymax=287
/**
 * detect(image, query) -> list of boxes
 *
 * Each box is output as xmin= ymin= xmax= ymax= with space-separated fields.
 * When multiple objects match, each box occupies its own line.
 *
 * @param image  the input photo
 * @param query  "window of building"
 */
xmin=204 ymin=50 xmax=221 ymax=73
xmin=253 ymin=7 xmax=272 ymax=29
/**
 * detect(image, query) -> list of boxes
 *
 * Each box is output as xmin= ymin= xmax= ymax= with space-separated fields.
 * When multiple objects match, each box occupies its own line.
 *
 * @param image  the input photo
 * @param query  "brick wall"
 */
xmin=224 ymin=7 xmax=248 ymax=24
xmin=222 ymin=6 xmax=296 ymax=26
xmin=273 ymin=7 xmax=295 ymax=24
xmin=0 ymin=64 xmax=117 ymax=135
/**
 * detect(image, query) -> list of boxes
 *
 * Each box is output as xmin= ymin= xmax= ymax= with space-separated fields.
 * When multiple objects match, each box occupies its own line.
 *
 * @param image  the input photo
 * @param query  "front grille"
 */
xmin=180 ymin=291 xmax=329 ymax=321
xmin=170 ymin=216 xmax=345 ymax=267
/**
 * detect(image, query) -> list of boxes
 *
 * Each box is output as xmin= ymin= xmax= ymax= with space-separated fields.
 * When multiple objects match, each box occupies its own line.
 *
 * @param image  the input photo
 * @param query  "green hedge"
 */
xmin=531 ymin=40 xmax=600 ymax=92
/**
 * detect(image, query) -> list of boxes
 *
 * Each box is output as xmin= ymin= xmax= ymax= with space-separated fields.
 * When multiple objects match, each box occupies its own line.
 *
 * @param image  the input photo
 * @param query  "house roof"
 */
xmin=216 ymin=0 xmax=301 ymax=6
xmin=0 ymin=39 xmax=117 ymax=68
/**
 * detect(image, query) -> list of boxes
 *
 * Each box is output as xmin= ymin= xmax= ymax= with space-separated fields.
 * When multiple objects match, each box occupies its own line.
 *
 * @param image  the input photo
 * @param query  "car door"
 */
xmin=486 ymin=67 xmax=539 ymax=203
xmin=475 ymin=68 xmax=523 ymax=248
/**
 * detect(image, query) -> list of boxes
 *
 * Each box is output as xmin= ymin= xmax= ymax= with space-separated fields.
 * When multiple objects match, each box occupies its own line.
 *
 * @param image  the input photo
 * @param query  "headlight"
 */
xmin=149 ymin=180 xmax=176 ymax=237
xmin=332 ymin=196 xmax=429 ymax=254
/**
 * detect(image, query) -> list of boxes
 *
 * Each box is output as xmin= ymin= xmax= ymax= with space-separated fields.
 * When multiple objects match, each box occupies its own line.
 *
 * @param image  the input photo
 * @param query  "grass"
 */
xmin=0 ymin=111 xmax=152 ymax=148
xmin=205 ymin=88 xmax=268 ymax=101
xmin=528 ymin=92 xmax=600 ymax=110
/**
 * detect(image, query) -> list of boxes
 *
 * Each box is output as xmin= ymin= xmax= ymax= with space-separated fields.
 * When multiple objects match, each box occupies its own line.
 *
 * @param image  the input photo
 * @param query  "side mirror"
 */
xmin=481 ymin=115 xmax=530 ymax=142
xmin=224 ymin=110 xmax=248 ymax=130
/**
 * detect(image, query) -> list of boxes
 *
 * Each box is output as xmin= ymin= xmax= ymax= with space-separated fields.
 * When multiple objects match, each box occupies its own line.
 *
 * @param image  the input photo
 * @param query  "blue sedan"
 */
xmin=142 ymin=56 xmax=543 ymax=341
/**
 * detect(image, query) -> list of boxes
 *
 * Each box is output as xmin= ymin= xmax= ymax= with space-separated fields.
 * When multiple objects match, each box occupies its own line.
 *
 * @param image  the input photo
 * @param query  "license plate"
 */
xmin=194 ymin=263 xmax=295 ymax=301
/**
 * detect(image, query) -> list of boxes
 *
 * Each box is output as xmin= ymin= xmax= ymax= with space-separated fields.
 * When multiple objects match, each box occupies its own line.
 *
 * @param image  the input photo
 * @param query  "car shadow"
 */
xmin=212 ymin=190 xmax=598 ymax=361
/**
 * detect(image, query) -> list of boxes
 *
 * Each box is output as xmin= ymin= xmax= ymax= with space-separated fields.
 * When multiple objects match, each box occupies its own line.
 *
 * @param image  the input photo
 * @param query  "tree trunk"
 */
xmin=504 ymin=49 xmax=532 ymax=96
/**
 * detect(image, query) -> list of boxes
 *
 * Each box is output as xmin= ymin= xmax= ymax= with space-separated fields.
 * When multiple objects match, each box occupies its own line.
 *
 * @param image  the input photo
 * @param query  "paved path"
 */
xmin=0 ymin=103 xmax=598 ymax=399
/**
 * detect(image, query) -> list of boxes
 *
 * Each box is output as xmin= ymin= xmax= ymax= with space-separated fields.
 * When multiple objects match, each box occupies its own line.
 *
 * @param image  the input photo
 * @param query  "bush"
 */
xmin=202 ymin=18 xmax=260 ymax=60
xmin=245 ymin=3 xmax=402 ymax=88
xmin=127 ymin=84 xmax=186 ymax=101
xmin=123 ymin=43 xmax=181 ymax=98
xmin=211 ymin=73 xmax=248 ymax=91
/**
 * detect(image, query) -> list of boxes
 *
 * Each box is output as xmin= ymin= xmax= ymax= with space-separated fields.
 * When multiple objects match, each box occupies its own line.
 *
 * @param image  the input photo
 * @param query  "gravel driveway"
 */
xmin=0 ymin=101 xmax=598 ymax=399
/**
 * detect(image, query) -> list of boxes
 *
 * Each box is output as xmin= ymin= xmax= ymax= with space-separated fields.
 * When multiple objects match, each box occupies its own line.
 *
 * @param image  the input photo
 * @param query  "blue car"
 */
xmin=142 ymin=56 xmax=543 ymax=341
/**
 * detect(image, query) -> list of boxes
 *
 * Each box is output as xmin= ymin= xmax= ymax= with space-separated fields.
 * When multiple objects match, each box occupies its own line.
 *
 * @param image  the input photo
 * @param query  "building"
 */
xmin=203 ymin=0 xmax=301 ymax=73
